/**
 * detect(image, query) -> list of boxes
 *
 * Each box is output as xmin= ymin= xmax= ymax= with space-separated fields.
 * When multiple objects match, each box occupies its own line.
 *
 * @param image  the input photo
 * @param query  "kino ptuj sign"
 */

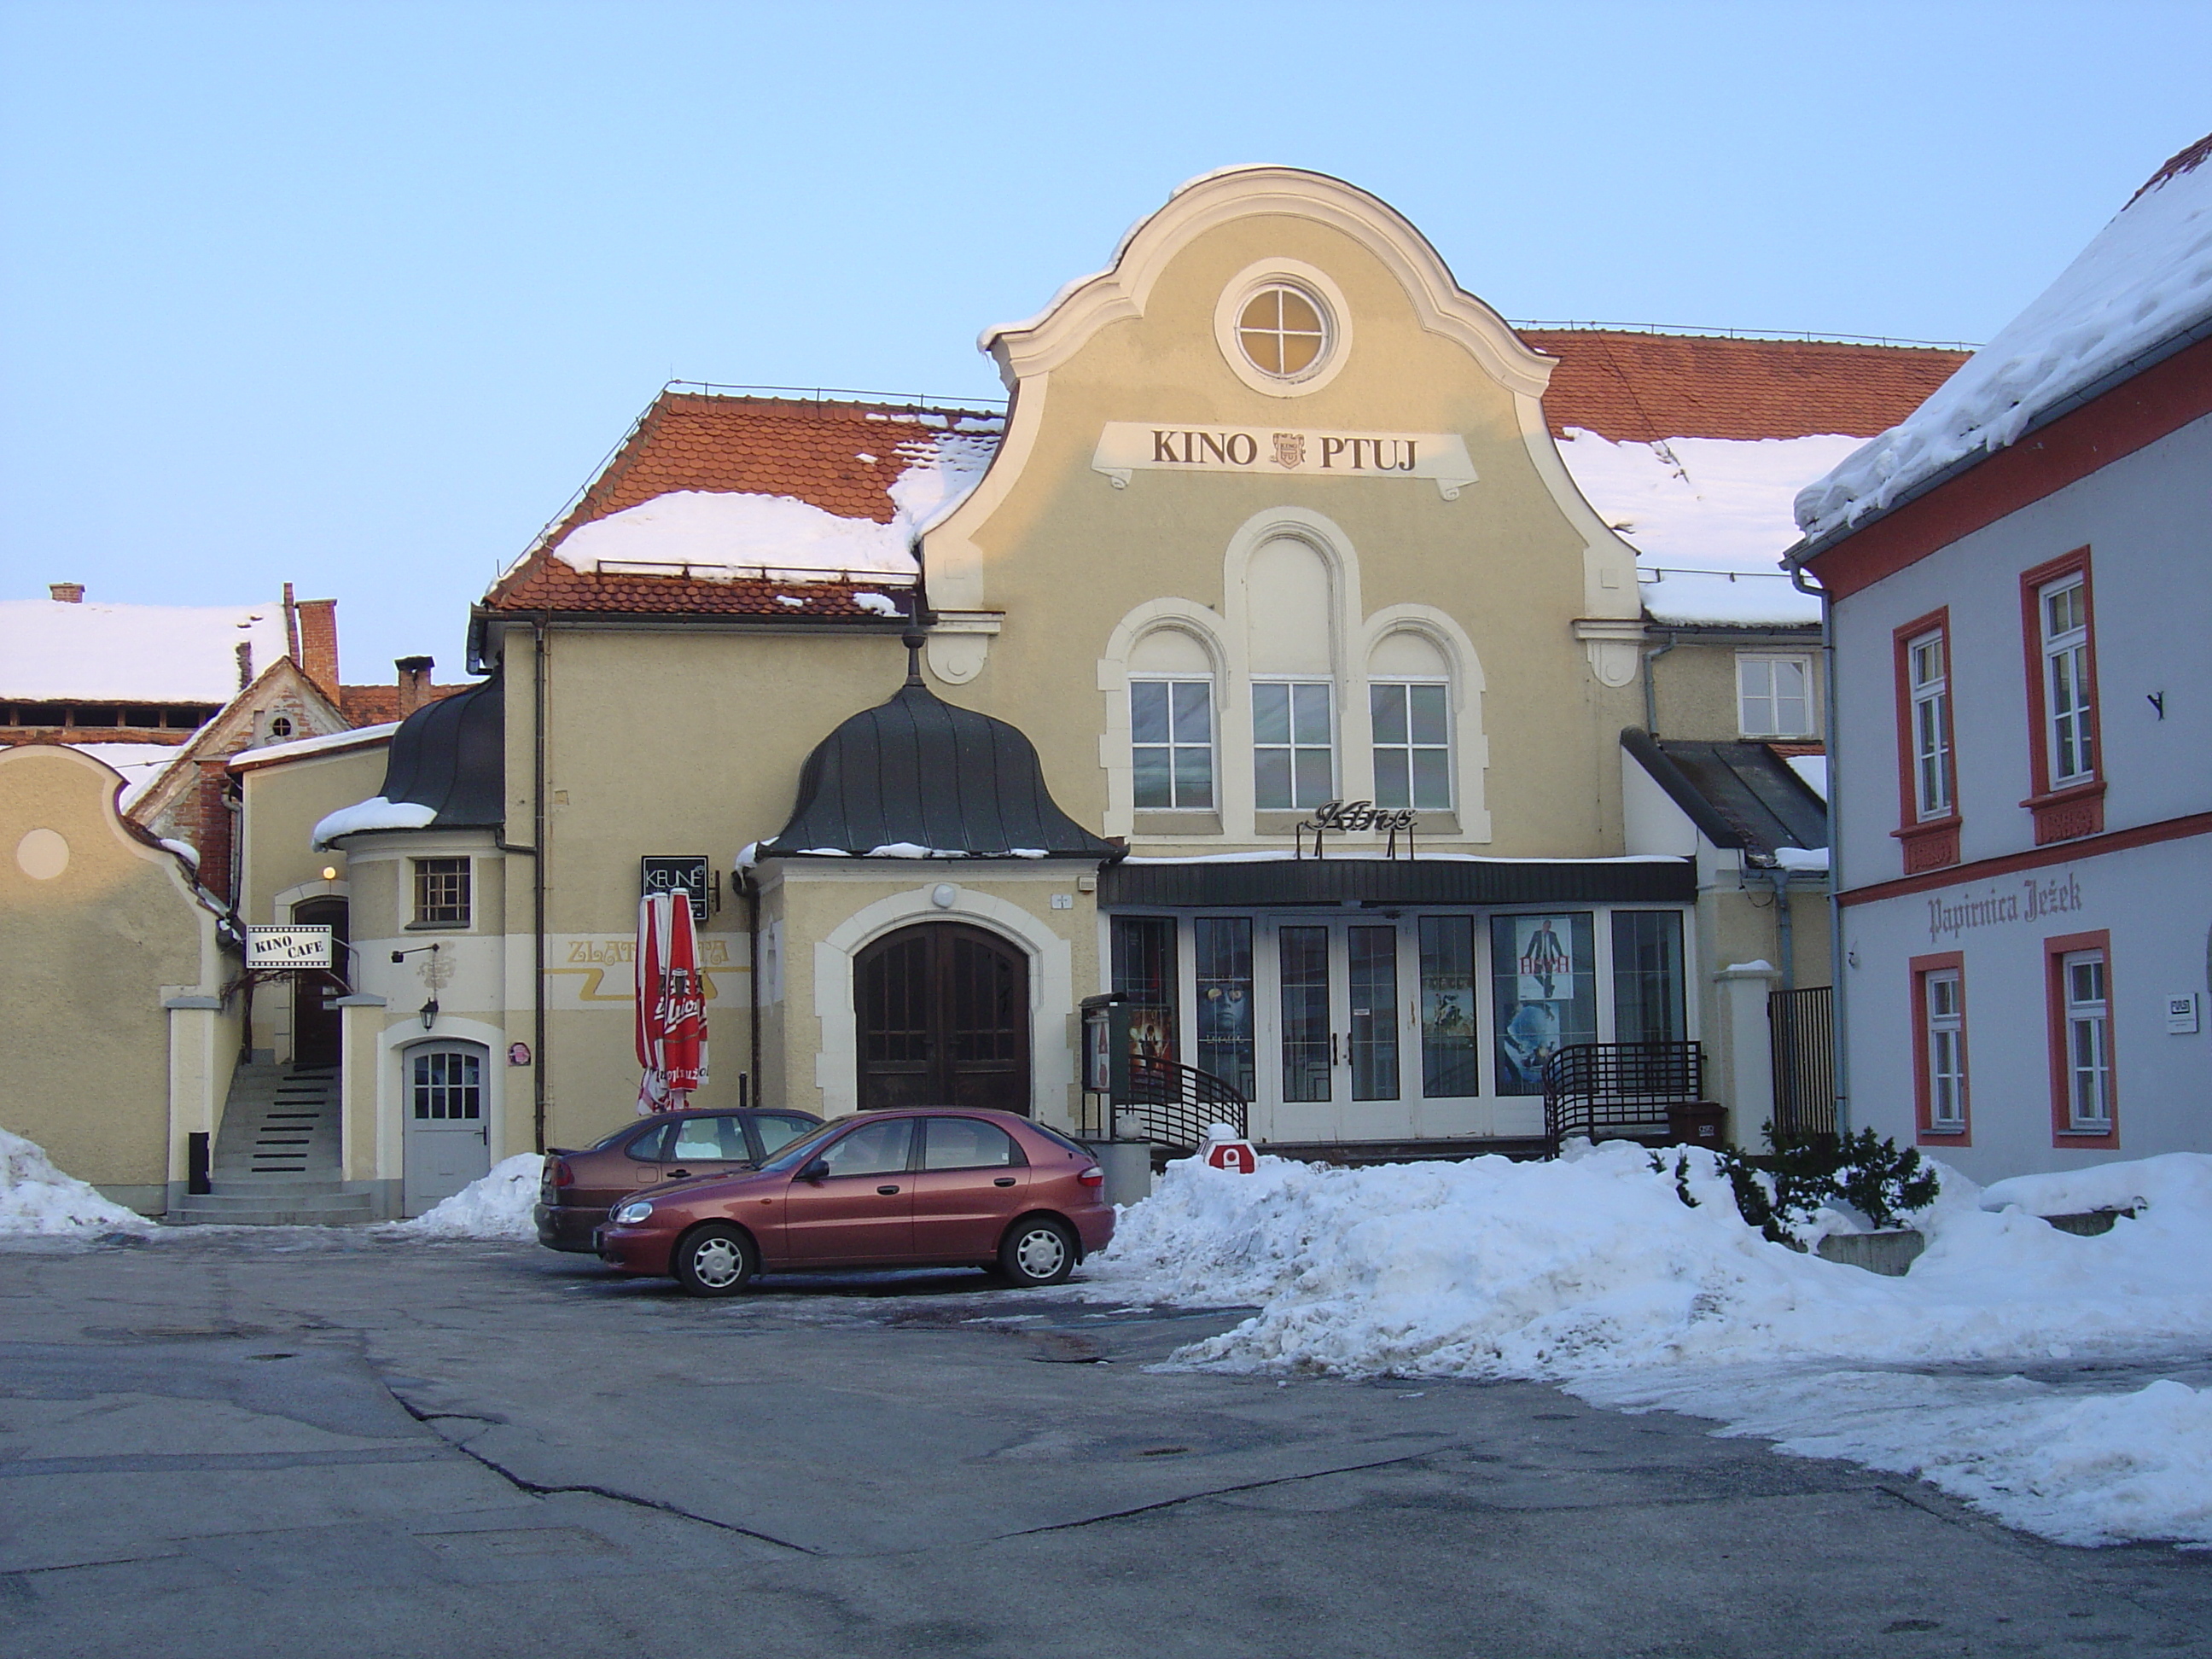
xmin=641 ymin=856 xmax=711 ymax=923
xmin=246 ymin=925 xmax=335 ymax=970
xmin=1091 ymin=422 xmax=1478 ymax=499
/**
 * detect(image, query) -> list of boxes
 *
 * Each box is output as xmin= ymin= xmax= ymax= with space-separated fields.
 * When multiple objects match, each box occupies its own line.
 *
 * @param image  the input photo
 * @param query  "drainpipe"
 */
xmin=1641 ymin=630 xmax=1677 ymax=738
xmin=1771 ymin=869 xmax=1796 ymax=992
xmin=532 ymin=619 xmax=550 ymax=1151
xmin=1790 ymin=555 xmax=1846 ymax=1135
xmin=744 ymin=871 xmax=763 ymax=1109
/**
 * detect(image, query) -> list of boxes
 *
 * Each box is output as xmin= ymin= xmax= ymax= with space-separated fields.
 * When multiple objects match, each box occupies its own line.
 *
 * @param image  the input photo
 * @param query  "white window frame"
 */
xmin=1369 ymin=679 xmax=1452 ymax=811
xmin=2061 ymin=948 xmax=2112 ymax=1131
xmin=1737 ymin=653 xmax=1815 ymax=739
xmin=1252 ymin=679 xmax=1335 ymax=811
xmin=410 ymin=1044 xmax=483 ymax=1121
xmin=1129 ymin=677 xmax=1216 ymax=812
xmin=1924 ymin=969 xmax=1966 ymax=1130
xmin=2040 ymin=576 xmax=2095 ymax=786
xmin=1907 ymin=629 xmax=1953 ymax=820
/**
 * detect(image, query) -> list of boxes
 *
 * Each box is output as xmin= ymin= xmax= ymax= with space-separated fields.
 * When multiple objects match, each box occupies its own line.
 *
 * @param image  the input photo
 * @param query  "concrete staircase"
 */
xmin=168 ymin=1062 xmax=375 ymax=1226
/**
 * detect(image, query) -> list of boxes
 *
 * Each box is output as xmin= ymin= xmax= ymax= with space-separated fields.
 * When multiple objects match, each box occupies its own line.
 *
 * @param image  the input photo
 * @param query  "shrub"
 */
xmin=1691 ymin=1126 xmax=1939 ymax=1248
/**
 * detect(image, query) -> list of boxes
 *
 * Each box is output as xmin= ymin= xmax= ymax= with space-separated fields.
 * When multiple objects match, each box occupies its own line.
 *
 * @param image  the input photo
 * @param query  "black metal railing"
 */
xmin=1542 ymin=1041 xmax=1706 ymax=1150
xmin=1080 ymin=1057 xmax=1249 ymax=1153
xmin=1769 ymin=984 xmax=1837 ymax=1140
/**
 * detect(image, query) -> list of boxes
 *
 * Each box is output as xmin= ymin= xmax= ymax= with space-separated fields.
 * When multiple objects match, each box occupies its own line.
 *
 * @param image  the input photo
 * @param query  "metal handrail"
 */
xmin=1542 ymin=1041 xmax=1707 ymax=1150
xmin=1113 ymin=1057 xmax=1249 ymax=1153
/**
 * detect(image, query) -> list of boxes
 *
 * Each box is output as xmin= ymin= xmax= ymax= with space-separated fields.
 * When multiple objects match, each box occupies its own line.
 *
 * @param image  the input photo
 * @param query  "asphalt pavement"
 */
xmin=1 ymin=1228 xmax=2207 ymax=1657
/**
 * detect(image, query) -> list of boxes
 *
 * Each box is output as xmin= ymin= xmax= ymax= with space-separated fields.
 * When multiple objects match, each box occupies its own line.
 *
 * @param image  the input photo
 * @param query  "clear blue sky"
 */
xmin=3 ymin=0 xmax=2205 ymax=682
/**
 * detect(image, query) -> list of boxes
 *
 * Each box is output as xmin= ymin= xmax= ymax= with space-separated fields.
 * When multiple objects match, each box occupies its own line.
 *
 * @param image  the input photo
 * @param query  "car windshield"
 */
xmin=754 ymin=1117 xmax=858 ymax=1173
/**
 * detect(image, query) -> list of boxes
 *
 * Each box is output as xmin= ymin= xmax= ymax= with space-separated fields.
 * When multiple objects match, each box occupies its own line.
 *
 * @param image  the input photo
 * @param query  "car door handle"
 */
xmin=993 ymin=1177 xmax=1016 ymax=1187
xmin=667 ymin=1169 xmax=690 ymax=1179
xmin=876 ymin=1185 xmax=901 ymax=1196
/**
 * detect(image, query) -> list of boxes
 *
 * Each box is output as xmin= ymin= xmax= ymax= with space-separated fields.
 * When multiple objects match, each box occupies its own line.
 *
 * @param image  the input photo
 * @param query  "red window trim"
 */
xmin=2018 ymin=549 xmax=2105 ymax=844
xmin=1891 ymin=607 xmax=1960 ymax=874
xmin=2044 ymin=928 xmax=2117 ymax=1150
xmin=1908 ymin=951 xmax=1970 ymax=1145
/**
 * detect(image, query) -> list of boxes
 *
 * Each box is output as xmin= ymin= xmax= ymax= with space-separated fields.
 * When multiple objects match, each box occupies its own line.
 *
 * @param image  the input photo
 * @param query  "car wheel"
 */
xmin=672 ymin=1224 xmax=756 ymax=1297
xmin=997 ymin=1216 xmax=1077 ymax=1288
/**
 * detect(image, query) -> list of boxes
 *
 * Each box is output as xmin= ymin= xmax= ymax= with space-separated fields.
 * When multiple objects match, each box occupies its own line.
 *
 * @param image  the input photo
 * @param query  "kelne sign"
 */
xmin=1092 ymin=422 xmax=1478 ymax=499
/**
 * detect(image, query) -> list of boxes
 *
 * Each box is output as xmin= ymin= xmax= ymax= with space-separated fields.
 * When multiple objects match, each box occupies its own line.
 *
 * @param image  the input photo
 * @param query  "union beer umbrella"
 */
xmin=634 ymin=889 xmax=708 ymax=1114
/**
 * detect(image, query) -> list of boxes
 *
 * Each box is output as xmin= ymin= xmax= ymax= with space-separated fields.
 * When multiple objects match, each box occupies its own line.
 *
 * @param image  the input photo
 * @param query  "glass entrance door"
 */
xmin=1261 ymin=917 xmax=1415 ymax=1140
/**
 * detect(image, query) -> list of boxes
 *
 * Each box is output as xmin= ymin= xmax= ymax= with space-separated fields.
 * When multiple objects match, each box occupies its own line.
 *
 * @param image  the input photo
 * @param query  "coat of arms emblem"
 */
xmin=1272 ymin=431 xmax=1306 ymax=469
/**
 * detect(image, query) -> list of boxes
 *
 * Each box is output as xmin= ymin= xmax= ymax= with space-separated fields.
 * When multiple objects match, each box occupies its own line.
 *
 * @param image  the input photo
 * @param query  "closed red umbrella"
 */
xmin=659 ymin=887 xmax=707 ymax=1106
xmin=634 ymin=891 xmax=669 ymax=1115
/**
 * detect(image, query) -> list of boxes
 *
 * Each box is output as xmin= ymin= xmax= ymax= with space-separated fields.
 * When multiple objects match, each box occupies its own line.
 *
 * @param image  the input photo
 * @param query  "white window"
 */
xmin=2040 ymin=577 xmax=2095 ymax=785
xmin=1371 ymin=682 xmax=1451 ymax=810
xmin=1131 ymin=679 xmax=1214 ymax=810
xmin=1235 ymin=283 xmax=1330 ymax=380
xmin=2061 ymin=949 xmax=2111 ymax=1130
xmin=410 ymin=1045 xmax=482 ymax=1121
xmin=1907 ymin=630 xmax=1953 ymax=820
xmin=1924 ymin=969 xmax=1966 ymax=1129
xmin=1738 ymin=655 xmax=1813 ymax=738
xmin=1254 ymin=681 xmax=1333 ymax=809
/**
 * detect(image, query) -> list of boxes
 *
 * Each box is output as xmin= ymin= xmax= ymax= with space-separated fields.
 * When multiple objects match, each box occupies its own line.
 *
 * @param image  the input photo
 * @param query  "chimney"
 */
xmin=49 ymin=582 xmax=84 ymax=603
xmin=395 ymin=656 xmax=435 ymax=718
xmin=294 ymin=598 xmax=340 ymax=696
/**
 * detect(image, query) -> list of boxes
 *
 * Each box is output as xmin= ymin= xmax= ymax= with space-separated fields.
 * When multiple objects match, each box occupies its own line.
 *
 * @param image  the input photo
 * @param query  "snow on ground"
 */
xmin=0 ymin=1128 xmax=154 ymax=1237
xmin=550 ymin=427 xmax=998 ymax=580
xmin=1557 ymin=428 xmax=1858 ymax=626
xmin=0 ymin=597 xmax=288 ymax=702
xmin=1798 ymin=135 xmax=2212 ymax=539
xmin=1086 ymin=1143 xmax=2212 ymax=1545
xmin=390 ymin=1155 xmax=542 ymax=1241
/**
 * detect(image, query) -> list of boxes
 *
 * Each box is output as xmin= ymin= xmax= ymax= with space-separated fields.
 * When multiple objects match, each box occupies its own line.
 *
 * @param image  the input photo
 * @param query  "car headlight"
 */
xmin=612 ymin=1200 xmax=654 ymax=1225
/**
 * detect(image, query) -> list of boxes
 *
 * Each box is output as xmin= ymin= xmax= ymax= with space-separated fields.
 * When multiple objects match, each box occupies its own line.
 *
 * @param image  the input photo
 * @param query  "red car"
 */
xmin=595 ymin=1109 xmax=1114 ymax=1296
xmin=535 ymin=1107 xmax=822 ymax=1253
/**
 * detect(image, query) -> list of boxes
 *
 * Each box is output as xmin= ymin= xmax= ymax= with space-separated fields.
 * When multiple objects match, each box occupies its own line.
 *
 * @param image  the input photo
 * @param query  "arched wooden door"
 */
xmin=855 ymin=923 xmax=1030 ymax=1114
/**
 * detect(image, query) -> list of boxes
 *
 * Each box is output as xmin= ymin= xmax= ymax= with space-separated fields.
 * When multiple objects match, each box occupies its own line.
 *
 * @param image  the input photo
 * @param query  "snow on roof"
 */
xmin=547 ymin=427 xmax=994 ymax=581
xmin=62 ymin=742 xmax=189 ymax=810
xmin=311 ymin=795 xmax=437 ymax=847
xmin=0 ymin=598 xmax=288 ymax=702
xmin=1557 ymin=430 xmax=1857 ymax=626
xmin=1798 ymin=134 xmax=2212 ymax=540
xmin=229 ymin=721 xmax=399 ymax=771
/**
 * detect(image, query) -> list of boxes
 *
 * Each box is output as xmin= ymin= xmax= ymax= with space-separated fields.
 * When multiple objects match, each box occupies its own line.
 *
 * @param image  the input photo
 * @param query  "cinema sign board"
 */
xmin=247 ymin=925 xmax=335 ymax=970
xmin=1091 ymin=422 xmax=1478 ymax=499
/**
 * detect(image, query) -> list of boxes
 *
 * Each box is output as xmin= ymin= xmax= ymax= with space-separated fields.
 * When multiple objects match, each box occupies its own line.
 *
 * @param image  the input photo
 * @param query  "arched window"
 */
xmin=1367 ymin=632 xmax=1453 ymax=810
xmin=1128 ymin=628 xmax=1216 ymax=811
xmin=1246 ymin=537 xmax=1336 ymax=810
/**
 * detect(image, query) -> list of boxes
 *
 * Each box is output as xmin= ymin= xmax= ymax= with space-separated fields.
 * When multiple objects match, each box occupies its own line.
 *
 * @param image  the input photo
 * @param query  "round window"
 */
xmin=269 ymin=717 xmax=293 ymax=739
xmin=1236 ymin=284 xmax=1330 ymax=379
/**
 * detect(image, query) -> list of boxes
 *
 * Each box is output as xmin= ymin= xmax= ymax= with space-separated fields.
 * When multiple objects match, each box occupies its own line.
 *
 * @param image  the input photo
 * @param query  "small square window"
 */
xmin=1738 ymin=655 xmax=1814 ymax=738
xmin=413 ymin=858 xmax=470 ymax=927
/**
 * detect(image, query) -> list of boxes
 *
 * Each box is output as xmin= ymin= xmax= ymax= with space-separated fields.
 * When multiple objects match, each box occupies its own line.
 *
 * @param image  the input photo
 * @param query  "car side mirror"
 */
xmin=798 ymin=1158 xmax=830 ymax=1182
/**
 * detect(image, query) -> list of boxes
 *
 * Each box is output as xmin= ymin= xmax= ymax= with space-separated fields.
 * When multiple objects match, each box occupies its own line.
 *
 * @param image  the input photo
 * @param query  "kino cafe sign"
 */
xmin=246 ymin=924 xmax=335 ymax=970
xmin=1091 ymin=422 xmax=1478 ymax=499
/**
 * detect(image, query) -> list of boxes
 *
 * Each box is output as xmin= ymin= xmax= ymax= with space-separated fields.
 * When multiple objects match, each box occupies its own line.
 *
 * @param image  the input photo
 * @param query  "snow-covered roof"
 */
xmin=1557 ymin=431 xmax=1864 ymax=626
xmin=229 ymin=721 xmax=399 ymax=771
xmin=0 ymin=597 xmax=288 ymax=702
xmin=1798 ymin=133 xmax=2212 ymax=541
xmin=61 ymin=742 xmax=188 ymax=810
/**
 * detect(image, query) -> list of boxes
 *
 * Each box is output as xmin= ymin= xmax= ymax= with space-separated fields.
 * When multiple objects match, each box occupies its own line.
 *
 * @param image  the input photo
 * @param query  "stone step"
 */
xmin=171 ymin=1191 xmax=373 ymax=1220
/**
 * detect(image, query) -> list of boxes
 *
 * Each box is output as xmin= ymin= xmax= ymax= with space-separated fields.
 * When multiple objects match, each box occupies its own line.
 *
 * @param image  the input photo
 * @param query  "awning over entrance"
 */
xmin=1099 ymin=856 xmax=1695 ymax=908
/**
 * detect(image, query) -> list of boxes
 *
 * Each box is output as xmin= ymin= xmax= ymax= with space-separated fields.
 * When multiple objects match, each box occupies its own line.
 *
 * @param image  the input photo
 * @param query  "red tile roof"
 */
xmin=485 ymin=336 xmax=1964 ymax=617
xmin=483 ymin=393 xmax=992 ymax=616
xmin=1520 ymin=329 xmax=1968 ymax=444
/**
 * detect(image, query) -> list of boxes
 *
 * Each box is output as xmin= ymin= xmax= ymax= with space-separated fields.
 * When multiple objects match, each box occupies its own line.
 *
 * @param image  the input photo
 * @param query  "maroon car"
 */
xmin=595 ymin=1108 xmax=1114 ymax=1295
xmin=535 ymin=1106 xmax=822 ymax=1253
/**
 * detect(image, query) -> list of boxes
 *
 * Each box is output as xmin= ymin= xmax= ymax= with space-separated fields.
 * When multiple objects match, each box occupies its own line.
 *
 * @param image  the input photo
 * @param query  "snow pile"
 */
xmin=0 ymin=1127 xmax=154 ymax=1237
xmin=311 ymin=795 xmax=437 ymax=847
xmin=1980 ymin=1151 xmax=2212 ymax=1220
xmin=1798 ymin=136 xmax=2212 ymax=539
xmin=0 ymin=597 xmax=288 ymax=702
xmin=551 ymin=426 xmax=998 ymax=580
xmin=392 ymin=1155 xmax=542 ymax=1240
xmin=1557 ymin=429 xmax=1860 ymax=625
xmin=1090 ymin=1144 xmax=2212 ymax=1544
